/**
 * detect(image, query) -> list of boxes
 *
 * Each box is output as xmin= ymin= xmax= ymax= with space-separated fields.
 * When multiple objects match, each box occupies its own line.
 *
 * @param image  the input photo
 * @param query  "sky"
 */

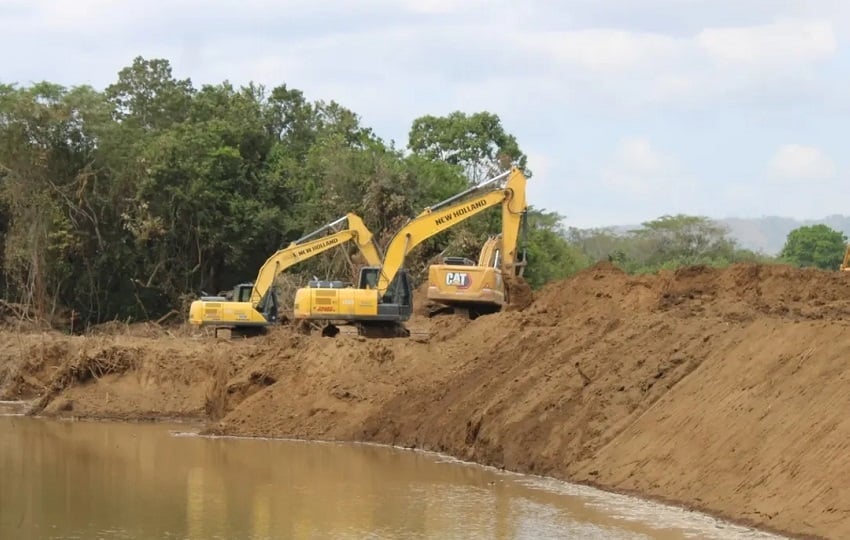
xmin=1 ymin=0 xmax=848 ymax=228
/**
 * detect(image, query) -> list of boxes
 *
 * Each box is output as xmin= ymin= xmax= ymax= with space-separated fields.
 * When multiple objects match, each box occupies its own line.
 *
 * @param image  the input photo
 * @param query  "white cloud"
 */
xmin=512 ymin=29 xmax=683 ymax=72
xmin=1 ymin=2 xmax=844 ymax=114
xmin=767 ymin=144 xmax=837 ymax=182
xmin=490 ymin=17 xmax=840 ymax=111
xmin=697 ymin=19 xmax=837 ymax=68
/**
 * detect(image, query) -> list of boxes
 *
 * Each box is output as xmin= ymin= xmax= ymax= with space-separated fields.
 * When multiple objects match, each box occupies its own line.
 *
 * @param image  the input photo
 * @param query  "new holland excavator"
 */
xmin=841 ymin=244 xmax=850 ymax=272
xmin=291 ymin=167 xmax=528 ymax=338
xmin=188 ymin=213 xmax=382 ymax=336
xmin=424 ymin=188 xmax=528 ymax=319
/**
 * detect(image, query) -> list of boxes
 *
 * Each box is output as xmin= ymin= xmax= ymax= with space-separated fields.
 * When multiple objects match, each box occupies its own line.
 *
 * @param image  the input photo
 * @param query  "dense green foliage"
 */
xmin=0 ymin=57 xmax=577 ymax=328
xmin=779 ymin=224 xmax=848 ymax=270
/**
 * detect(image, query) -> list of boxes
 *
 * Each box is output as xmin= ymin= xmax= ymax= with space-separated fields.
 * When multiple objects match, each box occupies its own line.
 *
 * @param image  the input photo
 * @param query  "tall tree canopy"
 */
xmin=408 ymin=111 xmax=528 ymax=184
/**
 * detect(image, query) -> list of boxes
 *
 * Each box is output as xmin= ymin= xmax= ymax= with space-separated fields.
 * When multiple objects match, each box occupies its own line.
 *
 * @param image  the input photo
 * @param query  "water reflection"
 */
xmin=0 ymin=417 xmax=780 ymax=539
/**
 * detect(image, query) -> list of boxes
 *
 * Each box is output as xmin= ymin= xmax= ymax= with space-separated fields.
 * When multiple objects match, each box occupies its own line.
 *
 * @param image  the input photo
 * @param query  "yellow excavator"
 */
xmin=292 ymin=167 xmax=528 ymax=338
xmin=424 ymin=185 xmax=528 ymax=319
xmin=841 ymin=244 xmax=850 ymax=272
xmin=188 ymin=213 xmax=381 ymax=336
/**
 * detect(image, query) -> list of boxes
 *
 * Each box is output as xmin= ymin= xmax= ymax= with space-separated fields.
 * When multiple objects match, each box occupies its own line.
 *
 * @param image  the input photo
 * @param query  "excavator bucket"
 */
xmin=503 ymin=273 xmax=534 ymax=311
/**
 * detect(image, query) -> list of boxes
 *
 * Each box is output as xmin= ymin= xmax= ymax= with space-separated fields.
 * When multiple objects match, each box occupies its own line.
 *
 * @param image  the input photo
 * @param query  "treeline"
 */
xmin=2 ymin=56 xmax=831 ymax=331
xmin=567 ymin=214 xmax=776 ymax=274
xmin=568 ymin=217 xmax=849 ymax=275
xmin=0 ymin=57 xmax=585 ymax=328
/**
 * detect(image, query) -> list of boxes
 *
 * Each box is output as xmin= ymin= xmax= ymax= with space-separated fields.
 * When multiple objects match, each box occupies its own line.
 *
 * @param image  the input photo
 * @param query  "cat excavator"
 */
xmin=188 ymin=213 xmax=382 ymax=336
xmin=424 ymin=187 xmax=529 ymax=319
xmin=841 ymin=244 xmax=850 ymax=272
xmin=292 ymin=167 xmax=528 ymax=338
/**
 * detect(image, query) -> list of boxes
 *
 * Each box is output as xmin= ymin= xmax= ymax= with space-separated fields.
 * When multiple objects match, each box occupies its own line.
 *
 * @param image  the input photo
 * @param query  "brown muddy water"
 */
xmin=0 ymin=415 xmax=785 ymax=539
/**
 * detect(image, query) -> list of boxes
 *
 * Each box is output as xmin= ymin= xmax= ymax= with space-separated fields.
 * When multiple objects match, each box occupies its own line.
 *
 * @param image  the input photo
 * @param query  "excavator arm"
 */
xmin=497 ymin=168 xmax=528 ymax=274
xmin=841 ymin=244 xmax=850 ymax=271
xmin=375 ymin=167 xmax=527 ymax=294
xmin=250 ymin=213 xmax=381 ymax=308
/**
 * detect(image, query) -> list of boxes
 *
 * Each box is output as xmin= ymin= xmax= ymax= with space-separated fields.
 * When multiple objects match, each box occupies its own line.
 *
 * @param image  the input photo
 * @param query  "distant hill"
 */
xmin=597 ymin=215 xmax=850 ymax=256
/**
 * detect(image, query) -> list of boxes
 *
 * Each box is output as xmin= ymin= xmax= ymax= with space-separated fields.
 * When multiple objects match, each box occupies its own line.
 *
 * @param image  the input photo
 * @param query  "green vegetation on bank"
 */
xmin=1 ymin=57 xmax=846 ymax=330
xmin=568 ymin=217 xmax=850 ymax=277
xmin=567 ymin=215 xmax=777 ymax=275
xmin=778 ymin=224 xmax=847 ymax=270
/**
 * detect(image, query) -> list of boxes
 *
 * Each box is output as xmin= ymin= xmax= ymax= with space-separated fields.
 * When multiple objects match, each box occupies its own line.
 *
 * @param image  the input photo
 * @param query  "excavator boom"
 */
xmin=375 ymin=167 xmax=527 ymax=294
xmin=249 ymin=212 xmax=381 ymax=306
xmin=841 ymin=244 xmax=850 ymax=271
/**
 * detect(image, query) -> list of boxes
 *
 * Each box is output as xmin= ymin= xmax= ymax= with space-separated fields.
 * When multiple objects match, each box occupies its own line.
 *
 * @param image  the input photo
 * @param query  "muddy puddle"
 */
xmin=0 ymin=415 xmax=784 ymax=539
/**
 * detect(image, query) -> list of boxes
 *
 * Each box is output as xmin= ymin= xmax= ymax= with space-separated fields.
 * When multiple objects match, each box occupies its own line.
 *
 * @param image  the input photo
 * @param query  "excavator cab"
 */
xmin=232 ymin=283 xmax=253 ymax=302
xmin=358 ymin=266 xmax=413 ymax=315
xmin=359 ymin=266 xmax=380 ymax=289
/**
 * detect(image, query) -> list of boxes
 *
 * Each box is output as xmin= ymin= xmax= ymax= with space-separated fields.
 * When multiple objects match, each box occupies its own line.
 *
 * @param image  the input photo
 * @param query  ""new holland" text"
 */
xmin=434 ymin=198 xmax=488 ymax=226
xmin=295 ymin=237 xmax=340 ymax=257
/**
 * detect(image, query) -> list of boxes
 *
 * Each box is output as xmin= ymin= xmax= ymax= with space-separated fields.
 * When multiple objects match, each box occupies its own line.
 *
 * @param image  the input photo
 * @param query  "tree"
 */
xmin=105 ymin=56 xmax=194 ymax=131
xmin=407 ymin=111 xmax=528 ymax=184
xmin=630 ymin=214 xmax=738 ymax=269
xmin=567 ymin=214 xmax=773 ymax=274
xmin=780 ymin=224 xmax=847 ymax=270
xmin=522 ymin=209 xmax=590 ymax=288
xmin=0 ymin=82 xmax=111 ymax=323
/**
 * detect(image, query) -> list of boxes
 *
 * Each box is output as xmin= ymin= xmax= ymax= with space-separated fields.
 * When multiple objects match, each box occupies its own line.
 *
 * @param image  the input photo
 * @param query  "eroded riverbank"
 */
xmin=2 ymin=263 xmax=849 ymax=539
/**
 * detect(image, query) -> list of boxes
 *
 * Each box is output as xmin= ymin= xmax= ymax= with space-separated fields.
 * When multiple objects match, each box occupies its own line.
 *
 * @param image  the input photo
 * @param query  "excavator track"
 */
xmin=356 ymin=322 xmax=410 ymax=338
xmin=297 ymin=320 xmax=409 ymax=339
xmin=426 ymin=303 xmax=499 ymax=320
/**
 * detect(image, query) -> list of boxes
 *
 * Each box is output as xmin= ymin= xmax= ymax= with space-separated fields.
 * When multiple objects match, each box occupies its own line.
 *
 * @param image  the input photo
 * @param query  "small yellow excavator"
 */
xmin=292 ymin=167 xmax=528 ymax=338
xmin=841 ymin=244 xmax=850 ymax=272
xmin=424 ymin=186 xmax=528 ymax=319
xmin=188 ymin=213 xmax=381 ymax=336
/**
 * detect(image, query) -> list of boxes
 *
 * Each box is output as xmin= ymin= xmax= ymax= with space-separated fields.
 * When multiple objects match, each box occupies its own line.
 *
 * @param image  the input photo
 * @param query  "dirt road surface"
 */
xmin=2 ymin=262 xmax=849 ymax=539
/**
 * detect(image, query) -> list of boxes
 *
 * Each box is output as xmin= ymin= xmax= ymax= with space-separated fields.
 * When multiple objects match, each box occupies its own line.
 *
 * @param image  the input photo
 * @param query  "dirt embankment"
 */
xmin=3 ymin=262 xmax=850 ymax=539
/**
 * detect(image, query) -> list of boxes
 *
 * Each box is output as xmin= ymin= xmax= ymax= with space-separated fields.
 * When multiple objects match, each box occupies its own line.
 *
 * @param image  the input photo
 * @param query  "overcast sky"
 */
xmin=1 ymin=0 xmax=847 ymax=228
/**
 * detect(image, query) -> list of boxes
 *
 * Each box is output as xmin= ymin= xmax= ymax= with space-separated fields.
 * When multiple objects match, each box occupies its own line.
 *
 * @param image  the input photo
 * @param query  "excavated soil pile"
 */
xmin=2 ymin=261 xmax=850 ymax=539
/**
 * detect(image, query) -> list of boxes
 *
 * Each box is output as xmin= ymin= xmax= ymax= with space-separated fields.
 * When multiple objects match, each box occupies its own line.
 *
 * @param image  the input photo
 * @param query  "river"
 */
xmin=0 ymin=415 xmax=784 ymax=539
